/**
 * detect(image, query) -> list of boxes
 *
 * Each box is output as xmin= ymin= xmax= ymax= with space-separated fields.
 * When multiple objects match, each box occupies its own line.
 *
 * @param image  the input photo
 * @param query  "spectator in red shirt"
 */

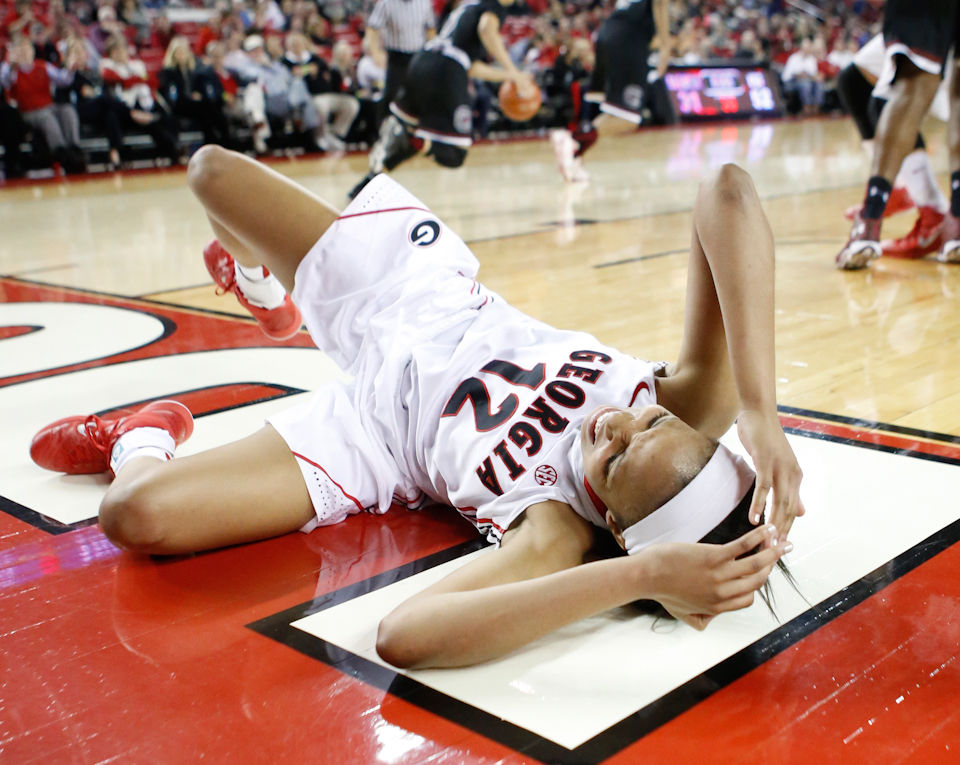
xmin=149 ymin=13 xmax=175 ymax=54
xmin=0 ymin=35 xmax=85 ymax=172
xmin=1 ymin=0 xmax=50 ymax=41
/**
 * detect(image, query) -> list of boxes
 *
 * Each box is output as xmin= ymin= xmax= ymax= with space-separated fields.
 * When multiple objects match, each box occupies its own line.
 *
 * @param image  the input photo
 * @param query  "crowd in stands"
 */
xmin=1 ymin=0 xmax=883 ymax=180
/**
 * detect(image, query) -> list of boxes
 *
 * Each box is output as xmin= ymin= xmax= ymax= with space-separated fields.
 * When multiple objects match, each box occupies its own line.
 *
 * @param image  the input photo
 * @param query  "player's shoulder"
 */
xmin=502 ymin=499 xmax=596 ymax=560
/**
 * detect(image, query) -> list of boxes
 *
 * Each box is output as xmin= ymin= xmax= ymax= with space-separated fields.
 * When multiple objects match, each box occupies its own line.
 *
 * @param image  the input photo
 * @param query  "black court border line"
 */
xmin=0 ymin=382 xmax=305 ymax=535
xmin=247 ymin=419 xmax=960 ymax=764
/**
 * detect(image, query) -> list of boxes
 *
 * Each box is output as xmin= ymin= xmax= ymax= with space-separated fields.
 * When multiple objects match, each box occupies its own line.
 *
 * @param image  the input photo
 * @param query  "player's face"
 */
xmin=580 ymin=404 xmax=708 ymax=521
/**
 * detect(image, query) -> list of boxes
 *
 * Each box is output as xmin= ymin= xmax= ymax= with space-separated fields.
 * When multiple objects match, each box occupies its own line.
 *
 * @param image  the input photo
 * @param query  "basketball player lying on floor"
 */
xmin=31 ymin=148 xmax=803 ymax=669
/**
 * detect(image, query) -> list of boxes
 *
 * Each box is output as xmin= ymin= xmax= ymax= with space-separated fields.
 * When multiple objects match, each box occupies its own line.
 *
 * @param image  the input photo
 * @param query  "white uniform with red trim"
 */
xmin=267 ymin=175 xmax=660 ymax=542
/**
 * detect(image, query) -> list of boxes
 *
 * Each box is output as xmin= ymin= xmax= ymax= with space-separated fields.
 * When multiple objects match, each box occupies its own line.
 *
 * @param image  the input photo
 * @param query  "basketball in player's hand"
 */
xmin=498 ymin=80 xmax=542 ymax=122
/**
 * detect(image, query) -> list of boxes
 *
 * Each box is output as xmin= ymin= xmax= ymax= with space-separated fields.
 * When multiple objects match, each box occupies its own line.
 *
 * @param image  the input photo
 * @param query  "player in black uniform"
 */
xmin=551 ymin=0 xmax=669 ymax=183
xmin=836 ymin=0 xmax=960 ymax=269
xmin=347 ymin=0 xmax=535 ymax=199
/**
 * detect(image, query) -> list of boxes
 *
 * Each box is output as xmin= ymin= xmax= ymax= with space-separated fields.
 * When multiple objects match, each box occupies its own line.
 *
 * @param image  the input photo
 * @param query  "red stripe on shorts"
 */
xmin=337 ymin=206 xmax=431 ymax=221
xmin=291 ymin=451 xmax=365 ymax=513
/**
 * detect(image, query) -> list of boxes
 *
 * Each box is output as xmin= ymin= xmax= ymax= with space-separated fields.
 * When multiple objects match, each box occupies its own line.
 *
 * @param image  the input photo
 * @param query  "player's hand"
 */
xmin=737 ymin=409 xmax=805 ymax=543
xmin=654 ymin=35 xmax=674 ymax=77
xmin=509 ymin=70 xmax=536 ymax=97
xmin=645 ymin=524 xmax=790 ymax=629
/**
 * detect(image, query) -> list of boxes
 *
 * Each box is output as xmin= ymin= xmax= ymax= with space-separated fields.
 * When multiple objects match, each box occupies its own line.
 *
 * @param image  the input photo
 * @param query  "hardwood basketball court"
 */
xmin=2 ymin=117 xmax=958 ymax=762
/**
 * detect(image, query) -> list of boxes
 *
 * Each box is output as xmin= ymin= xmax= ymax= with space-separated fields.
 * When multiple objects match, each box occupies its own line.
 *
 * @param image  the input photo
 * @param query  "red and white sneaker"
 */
xmin=880 ymin=206 xmax=945 ymax=259
xmin=844 ymin=186 xmax=913 ymax=221
xmin=937 ymin=212 xmax=960 ymax=263
xmin=836 ymin=214 xmax=882 ymax=270
xmin=30 ymin=400 xmax=194 ymax=475
xmin=203 ymin=240 xmax=303 ymax=341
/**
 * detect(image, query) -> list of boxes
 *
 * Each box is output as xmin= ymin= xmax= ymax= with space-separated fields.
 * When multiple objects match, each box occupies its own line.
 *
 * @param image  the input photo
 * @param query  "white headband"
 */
xmin=621 ymin=443 xmax=756 ymax=555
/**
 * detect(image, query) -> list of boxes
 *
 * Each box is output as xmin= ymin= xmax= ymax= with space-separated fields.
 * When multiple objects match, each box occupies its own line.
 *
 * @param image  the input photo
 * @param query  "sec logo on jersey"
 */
xmin=534 ymin=465 xmax=558 ymax=486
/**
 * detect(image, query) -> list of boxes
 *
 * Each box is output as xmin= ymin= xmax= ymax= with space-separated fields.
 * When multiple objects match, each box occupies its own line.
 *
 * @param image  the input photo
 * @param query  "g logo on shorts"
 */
xmin=410 ymin=219 xmax=441 ymax=247
xmin=623 ymin=84 xmax=643 ymax=111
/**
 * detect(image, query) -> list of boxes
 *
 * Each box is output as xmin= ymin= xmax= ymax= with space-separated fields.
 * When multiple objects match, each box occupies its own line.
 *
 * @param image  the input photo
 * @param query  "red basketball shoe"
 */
xmin=30 ymin=400 xmax=194 ymax=475
xmin=844 ymin=186 xmax=913 ymax=220
xmin=836 ymin=214 xmax=882 ymax=270
xmin=937 ymin=212 xmax=960 ymax=263
xmin=203 ymin=240 xmax=303 ymax=341
xmin=881 ymin=206 xmax=945 ymax=259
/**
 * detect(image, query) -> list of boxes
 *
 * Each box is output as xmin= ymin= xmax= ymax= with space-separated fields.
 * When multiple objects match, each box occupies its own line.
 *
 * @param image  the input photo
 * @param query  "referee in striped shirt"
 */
xmin=364 ymin=0 xmax=436 ymax=125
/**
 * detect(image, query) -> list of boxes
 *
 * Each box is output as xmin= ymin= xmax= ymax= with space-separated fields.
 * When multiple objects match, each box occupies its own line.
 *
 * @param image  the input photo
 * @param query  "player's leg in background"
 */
xmin=836 ymin=63 xmax=911 ymax=218
xmin=939 ymin=58 xmax=960 ymax=262
xmin=836 ymin=55 xmax=941 ymax=269
xmin=868 ymin=58 xmax=939 ymax=214
xmin=838 ymin=60 xmax=947 ymax=256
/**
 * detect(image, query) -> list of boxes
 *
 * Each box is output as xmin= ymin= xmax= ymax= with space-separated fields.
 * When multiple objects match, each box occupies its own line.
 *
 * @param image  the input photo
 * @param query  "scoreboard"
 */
xmin=662 ymin=65 xmax=783 ymax=122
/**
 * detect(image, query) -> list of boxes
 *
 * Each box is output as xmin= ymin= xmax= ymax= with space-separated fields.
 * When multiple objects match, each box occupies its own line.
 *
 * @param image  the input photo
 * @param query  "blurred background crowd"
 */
xmin=0 ymin=0 xmax=883 ymax=178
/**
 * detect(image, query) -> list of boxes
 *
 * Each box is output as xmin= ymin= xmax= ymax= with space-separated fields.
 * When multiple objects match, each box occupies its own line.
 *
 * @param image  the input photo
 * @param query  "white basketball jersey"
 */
xmin=405 ymin=299 xmax=660 ymax=543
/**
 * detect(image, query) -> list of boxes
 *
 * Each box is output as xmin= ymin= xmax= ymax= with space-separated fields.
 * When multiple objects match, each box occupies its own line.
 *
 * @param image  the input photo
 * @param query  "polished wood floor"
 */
xmin=3 ymin=116 xmax=958 ymax=433
xmin=3 ymin=116 xmax=960 ymax=763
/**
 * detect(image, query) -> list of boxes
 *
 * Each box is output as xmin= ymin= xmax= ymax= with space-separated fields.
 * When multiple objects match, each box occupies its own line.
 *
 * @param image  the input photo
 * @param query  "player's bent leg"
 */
xmin=186 ymin=145 xmax=339 ymax=291
xmin=939 ymin=62 xmax=960 ymax=263
xmin=871 ymin=60 xmax=940 ymax=181
xmin=99 ymin=425 xmax=314 ymax=555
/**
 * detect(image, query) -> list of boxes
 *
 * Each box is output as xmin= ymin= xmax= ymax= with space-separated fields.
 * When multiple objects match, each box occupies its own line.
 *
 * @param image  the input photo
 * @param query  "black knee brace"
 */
xmin=428 ymin=142 xmax=467 ymax=168
xmin=837 ymin=63 xmax=877 ymax=140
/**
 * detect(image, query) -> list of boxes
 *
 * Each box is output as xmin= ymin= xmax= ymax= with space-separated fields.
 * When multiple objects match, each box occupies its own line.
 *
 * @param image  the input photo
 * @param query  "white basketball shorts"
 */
xmin=266 ymin=174 xmax=488 ymax=532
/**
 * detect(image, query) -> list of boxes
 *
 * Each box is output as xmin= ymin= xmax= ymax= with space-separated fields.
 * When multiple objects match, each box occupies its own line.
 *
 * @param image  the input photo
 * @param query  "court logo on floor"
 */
xmin=0 ymin=277 xmax=337 ymax=533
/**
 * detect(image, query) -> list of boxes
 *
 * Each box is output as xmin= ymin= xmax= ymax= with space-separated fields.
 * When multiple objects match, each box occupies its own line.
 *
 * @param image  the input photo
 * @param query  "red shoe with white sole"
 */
xmin=30 ymin=400 xmax=194 ymax=475
xmin=881 ymin=206 xmax=945 ymax=259
xmin=203 ymin=240 xmax=303 ymax=341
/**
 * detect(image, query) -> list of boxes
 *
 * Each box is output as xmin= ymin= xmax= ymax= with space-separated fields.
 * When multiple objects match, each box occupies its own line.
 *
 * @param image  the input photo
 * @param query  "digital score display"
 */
xmin=663 ymin=66 xmax=783 ymax=121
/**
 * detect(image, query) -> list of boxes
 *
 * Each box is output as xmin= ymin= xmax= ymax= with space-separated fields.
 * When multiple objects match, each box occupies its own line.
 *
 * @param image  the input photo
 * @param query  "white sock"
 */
xmin=235 ymin=263 xmax=287 ymax=310
xmin=896 ymin=150 xmax=948 ymax=211
xmin=110 ymin=427 xmax=176 ymax=475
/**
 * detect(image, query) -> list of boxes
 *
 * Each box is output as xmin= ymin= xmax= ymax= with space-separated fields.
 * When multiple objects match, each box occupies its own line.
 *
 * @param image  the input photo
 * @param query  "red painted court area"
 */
xmin=2 ymin=279 xmax=959 ymax=763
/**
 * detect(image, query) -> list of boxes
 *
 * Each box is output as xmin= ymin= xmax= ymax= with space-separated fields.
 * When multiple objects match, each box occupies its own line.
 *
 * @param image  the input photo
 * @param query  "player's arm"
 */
xmin=656 ymin=164 xmax=803 ymax=541
xmin=652 ymin=0 xmax=672 ymax=76
xmin=472 ymin=10 xmax=531 ymax=87
xmin=376 ymin=501 xmax=787 ymax=668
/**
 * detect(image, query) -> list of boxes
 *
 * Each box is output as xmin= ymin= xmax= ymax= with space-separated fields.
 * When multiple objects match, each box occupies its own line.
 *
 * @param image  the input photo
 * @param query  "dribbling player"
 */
xmin=347 ymin=0 xmax=535 ymax=199
xmin=31 ymin=147 xmax=801 ymax=669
